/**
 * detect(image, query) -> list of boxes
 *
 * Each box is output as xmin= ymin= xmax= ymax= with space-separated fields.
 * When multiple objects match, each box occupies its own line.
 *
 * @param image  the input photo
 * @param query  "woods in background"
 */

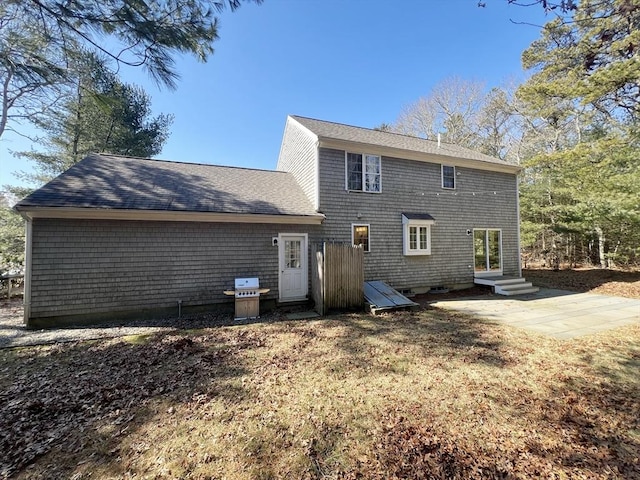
xmin=387 ymin=0 xmax=639 ymax=268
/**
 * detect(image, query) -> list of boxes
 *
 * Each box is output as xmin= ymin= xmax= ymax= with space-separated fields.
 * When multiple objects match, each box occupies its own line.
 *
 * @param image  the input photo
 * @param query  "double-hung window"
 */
xmin=441 ymin=165 xmax=456 ymax=189
xmin=346 ymin=153 xmax=381 ymax=192
xmin=402 ymin=214 xmax=435 ymax=256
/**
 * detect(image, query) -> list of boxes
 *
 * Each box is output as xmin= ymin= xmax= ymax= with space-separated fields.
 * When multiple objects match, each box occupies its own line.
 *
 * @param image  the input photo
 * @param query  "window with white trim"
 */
xmin=402 ymin=214 xmax=434 ymax=255
xmin=346 ymin=153 xmax=381 ymax=192
xmin=441 ymin=165 xmax=455 ymax=189
xmin=352 ymin=224 xmax=370 ymax=252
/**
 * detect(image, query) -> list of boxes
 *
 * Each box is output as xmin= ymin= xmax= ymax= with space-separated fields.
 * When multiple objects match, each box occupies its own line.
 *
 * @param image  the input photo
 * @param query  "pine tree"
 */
xmin=517 ymin=0 xmax=640 ymax=267
xmin=16 ymin=54 xmax=173 ymax=186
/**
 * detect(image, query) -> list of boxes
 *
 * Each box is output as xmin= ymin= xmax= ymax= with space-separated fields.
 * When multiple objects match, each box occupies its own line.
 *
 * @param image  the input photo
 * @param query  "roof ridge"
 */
xmin=93 ymin=153 xmax=290 ymax=174
xmin=291 ymin=114 xmax=460 ymax=148
xmin=290 ymin=115 xmax=512 ymax=165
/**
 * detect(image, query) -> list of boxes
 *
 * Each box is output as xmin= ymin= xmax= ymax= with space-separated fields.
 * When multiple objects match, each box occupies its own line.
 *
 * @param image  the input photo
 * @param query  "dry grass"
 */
xmin=2 ymin=306 xmax=639 ymax=479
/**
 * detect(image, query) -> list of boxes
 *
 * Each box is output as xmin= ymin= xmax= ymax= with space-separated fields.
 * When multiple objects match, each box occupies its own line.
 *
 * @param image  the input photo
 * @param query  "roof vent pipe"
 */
xmin=437 ymin=133 xmax=441 ymax=148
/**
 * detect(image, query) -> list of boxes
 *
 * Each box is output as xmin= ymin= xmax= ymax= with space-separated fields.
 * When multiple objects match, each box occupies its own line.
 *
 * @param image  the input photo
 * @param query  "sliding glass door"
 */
xmin=474 ymin=229 xmax=502 ymax=274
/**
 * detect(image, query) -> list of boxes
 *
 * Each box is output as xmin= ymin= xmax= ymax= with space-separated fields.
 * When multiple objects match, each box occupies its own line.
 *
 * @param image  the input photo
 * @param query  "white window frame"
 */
xmin=473 ymin=228 xmax=503 ymax=275
xmin=402 ymin=215 xmax=434 ymax=256
xmin=345 ymin=152 xmax=382 ymax=193
xmin=351 ymin=223 xmax=371 ymax=252
xmin=441 ymin=164 xmax=456 ymax=189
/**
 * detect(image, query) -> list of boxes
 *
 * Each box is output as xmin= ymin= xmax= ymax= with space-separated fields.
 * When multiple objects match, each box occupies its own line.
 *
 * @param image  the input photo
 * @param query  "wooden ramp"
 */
xmin=364 ymin=281 xmax=419 ymax=314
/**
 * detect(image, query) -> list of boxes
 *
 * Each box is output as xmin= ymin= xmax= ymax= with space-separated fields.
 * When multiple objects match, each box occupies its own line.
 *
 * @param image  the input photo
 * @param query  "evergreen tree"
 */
xmin=517 ymin=0 xmax=640 ymax=267
xmin=0 ymin=191 xmax=24 ymax=271
xmin=0 ymin=0 xmax=260 ymax=139
xmin=16 ymin=54 xmax=173 ymax=186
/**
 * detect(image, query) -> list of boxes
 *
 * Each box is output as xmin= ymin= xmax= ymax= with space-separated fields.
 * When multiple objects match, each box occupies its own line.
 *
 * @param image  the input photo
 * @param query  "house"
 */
xmin=277 ymin=115 xmax=525 ymax=294
xmin=15 ymin=115 xmax=526 ymax=328
xmin=14 ymin=154 xmax=324 ymax=327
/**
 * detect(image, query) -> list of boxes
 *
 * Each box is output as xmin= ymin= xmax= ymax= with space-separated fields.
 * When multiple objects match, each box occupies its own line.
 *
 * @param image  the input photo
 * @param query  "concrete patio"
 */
xmin=431 ymin=288 xmax=640 ymax=339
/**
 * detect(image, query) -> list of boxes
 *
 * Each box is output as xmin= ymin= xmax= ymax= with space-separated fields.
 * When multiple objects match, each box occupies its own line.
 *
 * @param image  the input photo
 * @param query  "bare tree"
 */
xmin=394 ymin=77 xmax=524 ymax=162
xmin=395 ymin=78 xmax=486 ymax=148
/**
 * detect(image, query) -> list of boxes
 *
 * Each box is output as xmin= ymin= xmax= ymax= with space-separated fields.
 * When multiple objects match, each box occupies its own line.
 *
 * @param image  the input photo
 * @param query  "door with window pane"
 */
xmin=279 ymin=234 xmax=308 ymax=301
xmin=474 ymin=229 xmax=502 ymax=274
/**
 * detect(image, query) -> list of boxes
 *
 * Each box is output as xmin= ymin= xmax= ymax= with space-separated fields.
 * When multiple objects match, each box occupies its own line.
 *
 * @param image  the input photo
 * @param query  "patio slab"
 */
xmin=431 ymin=288 xmax=640 ymax=339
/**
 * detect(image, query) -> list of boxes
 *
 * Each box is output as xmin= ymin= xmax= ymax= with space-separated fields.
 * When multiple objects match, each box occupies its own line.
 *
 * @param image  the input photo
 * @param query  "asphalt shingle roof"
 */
xmin=15 ymin=153 xmax=320 ymax=217
xmin=291 ymin=115 xmax=516 ymax=168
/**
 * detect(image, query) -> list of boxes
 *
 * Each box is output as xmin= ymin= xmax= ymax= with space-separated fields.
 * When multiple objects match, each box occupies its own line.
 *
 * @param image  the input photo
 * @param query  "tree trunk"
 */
xmin=71 ymin=81 xmax=83 ymax=162
xmin=594 ymin=226 xmax=607 ymax=269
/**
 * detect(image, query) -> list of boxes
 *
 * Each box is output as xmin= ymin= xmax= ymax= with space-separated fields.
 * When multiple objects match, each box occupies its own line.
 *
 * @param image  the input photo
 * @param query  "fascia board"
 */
xmin=16 ymin=207 xmax=325 ymax=225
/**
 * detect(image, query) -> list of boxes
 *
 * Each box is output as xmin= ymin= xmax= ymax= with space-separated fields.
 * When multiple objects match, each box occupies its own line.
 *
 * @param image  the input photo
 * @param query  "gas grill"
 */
xmin=223 ymin=277 xmax=270 ymax=320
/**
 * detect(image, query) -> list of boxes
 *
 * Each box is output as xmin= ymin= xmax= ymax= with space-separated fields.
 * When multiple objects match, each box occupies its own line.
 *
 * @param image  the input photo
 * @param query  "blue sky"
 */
xmin=0 ymin=0 xmax=550 ymax=189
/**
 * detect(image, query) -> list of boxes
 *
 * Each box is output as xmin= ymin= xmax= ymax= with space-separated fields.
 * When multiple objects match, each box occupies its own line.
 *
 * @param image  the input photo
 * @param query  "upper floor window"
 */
xmin=346 ymin=153 xmax=381 ymax=192
xmin=442 ymin=165 xmax=456 ymax=189
xmin=352 ymin=224 xmax=370 ymax=252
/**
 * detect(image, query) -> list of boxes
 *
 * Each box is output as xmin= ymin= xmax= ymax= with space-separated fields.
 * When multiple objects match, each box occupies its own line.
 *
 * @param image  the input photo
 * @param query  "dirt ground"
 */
xmin=1 ymin=267 xmax=639 ymax=478
xmin=524 ymin=266 xmax=640 ymax=299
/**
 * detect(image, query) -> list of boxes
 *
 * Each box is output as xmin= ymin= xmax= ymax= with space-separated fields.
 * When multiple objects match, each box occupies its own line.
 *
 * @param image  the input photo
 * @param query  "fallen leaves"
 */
xmin=0 ymin=304 xmax=639 ymax=479
xmin=0 ymin=331 xmax=267 ymax=478
xmin=524 ymin=267 xmax=640 ymax=299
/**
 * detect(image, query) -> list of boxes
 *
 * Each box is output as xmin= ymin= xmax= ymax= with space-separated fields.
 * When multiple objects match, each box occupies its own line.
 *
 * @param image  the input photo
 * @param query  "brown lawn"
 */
xmin=1 ymin=301 xmax=639 ymax=479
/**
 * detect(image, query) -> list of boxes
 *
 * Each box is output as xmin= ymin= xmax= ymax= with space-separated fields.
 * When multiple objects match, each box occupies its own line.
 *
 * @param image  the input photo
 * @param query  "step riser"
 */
xmin=494 ymin=279 xmax=527 ymax=286
xmin=475 ymin=277 xmax=539 ymax=295
xmin=497 ymin=287 xmax=539 ymax=296
xmin=497 ymin=283 xmax=534 ymax=292
xmin=475 ymin=277 xmax=528 ymax=286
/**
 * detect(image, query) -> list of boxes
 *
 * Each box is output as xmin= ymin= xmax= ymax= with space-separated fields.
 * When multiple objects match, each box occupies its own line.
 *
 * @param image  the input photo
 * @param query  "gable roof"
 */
xmin=15 ymin=153 xmax=324 ymax=224
xmin=289 ymin=115 xmax=520 ymax=173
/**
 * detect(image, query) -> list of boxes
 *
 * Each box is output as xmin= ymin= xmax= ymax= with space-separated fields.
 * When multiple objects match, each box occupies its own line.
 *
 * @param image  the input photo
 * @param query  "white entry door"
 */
xmin=278 ymin=234 xmax=308 ymax=301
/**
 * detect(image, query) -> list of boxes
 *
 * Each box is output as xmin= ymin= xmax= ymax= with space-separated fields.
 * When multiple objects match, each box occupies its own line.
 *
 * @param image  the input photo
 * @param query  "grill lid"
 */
xmin=235 ymin=277 xmax=259 ymax=290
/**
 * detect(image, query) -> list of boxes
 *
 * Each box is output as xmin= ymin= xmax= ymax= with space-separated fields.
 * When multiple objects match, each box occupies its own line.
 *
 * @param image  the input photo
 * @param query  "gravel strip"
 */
xmin=0 ymin=298 xmax=289 ymax=349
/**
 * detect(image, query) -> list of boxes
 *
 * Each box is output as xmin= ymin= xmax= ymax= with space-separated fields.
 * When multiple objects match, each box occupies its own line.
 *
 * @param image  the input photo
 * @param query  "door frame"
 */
xmin=278 ymin=233 xmax=309 ymax=302
xmin=473 ymin=228 xmax=503 ymax=277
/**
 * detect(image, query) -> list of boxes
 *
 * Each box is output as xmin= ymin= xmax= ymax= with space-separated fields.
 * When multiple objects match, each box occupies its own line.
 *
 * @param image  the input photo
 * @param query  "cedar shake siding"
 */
xmin=28 ymin=218 xmax=319 ymax=327
xmin=16 ymin=154 xmax=323 ymax=327
xmin=16 ymin=116 xmax=522 ymax=327
xmin=313 ymin=147 xmax=519 ymax=291
xmin=275 ymin=115 xmax=522 ymax=294
xmin=276 ymin=117 xmax=318 ymax=209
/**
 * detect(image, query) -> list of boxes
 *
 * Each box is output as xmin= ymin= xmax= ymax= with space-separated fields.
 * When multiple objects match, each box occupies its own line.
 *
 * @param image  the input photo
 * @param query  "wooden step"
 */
xmin=474 ymin=276 xmax=526 ymax=286
xmin=495 ymin=282 xmax=539 ymax=296
xmin=493 ymin=277 xmax=528 ymax=286
xmin=497 ymin=287 xmax=540 ymax=296
xmin=474 ymin=276 xmax=539 ymax=296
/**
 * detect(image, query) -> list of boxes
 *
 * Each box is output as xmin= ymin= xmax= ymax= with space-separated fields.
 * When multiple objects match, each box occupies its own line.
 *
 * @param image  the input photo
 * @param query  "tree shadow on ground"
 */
xmin=451 ymin=330 xmax=640 ymax=479
xmin=325 ymin=306 xmax=512 ymax=371
xmin=0 ymin=329 xmax=263 ymax=478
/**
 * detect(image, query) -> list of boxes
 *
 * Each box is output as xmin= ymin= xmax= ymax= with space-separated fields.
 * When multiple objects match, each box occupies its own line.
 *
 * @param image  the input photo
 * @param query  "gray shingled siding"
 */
xmin=29 ymin=218 xmax=318 ymax=321
xmin=276 ymin=119 xmax=318 ymax=209
xmin=314 ymin=147 xmax=520 ymax=291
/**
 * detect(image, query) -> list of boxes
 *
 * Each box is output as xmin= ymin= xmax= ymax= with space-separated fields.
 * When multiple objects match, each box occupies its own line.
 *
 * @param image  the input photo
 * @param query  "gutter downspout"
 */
xmin=516 ymin=174 xmax=522 ymax=277
xmin=314 ymin=140 xmax=320 ymax=211
xmin=22 ymin=215 xmax=33 ymax=326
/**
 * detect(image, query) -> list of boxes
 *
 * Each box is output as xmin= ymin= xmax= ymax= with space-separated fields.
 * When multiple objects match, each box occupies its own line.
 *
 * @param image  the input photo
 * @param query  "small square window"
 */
xmin=442 ymin=165 xmax=455 ymax=189
xmin=352 ymin=224 xmax=370 ymax=252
